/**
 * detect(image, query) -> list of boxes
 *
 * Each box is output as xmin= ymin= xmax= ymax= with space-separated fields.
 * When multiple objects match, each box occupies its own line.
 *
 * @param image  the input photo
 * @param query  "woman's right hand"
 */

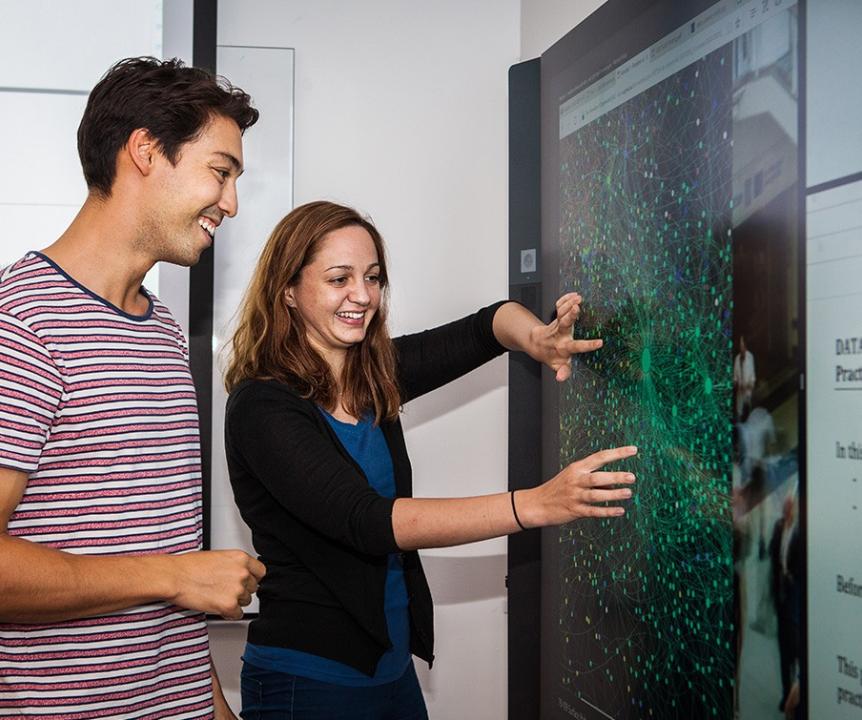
xmin=515 ymin=446 xmax=638 ymax=528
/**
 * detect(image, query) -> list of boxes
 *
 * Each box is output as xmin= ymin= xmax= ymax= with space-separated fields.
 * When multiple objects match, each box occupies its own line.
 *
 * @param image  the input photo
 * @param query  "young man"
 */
xmin=0 ymin=57 xmax=264 ymax=719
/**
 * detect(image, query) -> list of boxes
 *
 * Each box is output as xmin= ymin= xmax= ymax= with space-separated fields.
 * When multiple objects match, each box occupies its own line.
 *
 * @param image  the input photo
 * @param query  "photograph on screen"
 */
xmin=540 ymin=1 xmax=801 ymax=718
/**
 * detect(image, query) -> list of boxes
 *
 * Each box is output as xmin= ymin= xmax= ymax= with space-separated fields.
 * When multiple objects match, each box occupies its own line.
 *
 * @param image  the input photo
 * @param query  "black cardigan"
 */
xmin=224 ymin=302 xmax=507 ymax=675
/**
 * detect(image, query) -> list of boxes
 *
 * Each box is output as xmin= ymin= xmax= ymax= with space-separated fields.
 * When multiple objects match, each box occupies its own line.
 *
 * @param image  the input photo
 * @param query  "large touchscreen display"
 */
xmin=541 ymin=2 xmax=800 ymax=717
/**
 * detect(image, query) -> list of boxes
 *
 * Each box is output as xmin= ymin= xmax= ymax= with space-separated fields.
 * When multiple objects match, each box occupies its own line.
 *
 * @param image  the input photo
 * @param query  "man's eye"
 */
xmin=214 ymin=168 xmax=230 ymax=180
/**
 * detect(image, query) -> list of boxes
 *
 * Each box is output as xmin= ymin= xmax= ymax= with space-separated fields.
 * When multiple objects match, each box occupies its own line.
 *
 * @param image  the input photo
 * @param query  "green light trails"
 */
xmin=555 ymin=48 xmax=734 ymax=719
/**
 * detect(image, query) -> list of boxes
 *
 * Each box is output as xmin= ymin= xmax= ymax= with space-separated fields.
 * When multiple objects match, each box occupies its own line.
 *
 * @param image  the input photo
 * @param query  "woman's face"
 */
xmin=285 ymin=225 xmax=382 ymax=364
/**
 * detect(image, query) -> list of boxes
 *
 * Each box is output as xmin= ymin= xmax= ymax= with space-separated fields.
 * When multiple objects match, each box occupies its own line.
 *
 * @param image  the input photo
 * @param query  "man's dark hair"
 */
xmin=78 ymin=57 xmax=259 ymax=197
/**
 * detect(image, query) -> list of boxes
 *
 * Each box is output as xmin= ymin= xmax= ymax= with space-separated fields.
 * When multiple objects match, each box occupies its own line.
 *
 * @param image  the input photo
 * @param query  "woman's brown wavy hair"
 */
xmin=224 ymin=201 xmax=400 ymax=423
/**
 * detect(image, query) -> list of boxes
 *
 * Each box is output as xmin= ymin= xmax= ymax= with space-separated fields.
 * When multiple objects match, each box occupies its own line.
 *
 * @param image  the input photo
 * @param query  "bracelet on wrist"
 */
xmin=511 ymin=489 xmax=527 ymax=531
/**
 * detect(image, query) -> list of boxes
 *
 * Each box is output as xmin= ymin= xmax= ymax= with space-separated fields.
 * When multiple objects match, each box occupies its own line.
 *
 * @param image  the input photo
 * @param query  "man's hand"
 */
xmin=526 ymin=292 xmax=602 ymax=381
xmin=167 ymin=549 xmax=266 ymax=620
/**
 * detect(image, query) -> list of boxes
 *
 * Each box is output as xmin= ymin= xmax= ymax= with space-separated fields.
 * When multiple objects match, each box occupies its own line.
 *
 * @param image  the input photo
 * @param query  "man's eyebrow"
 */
xmin=214 ymin=151 xmax=243 ymax=174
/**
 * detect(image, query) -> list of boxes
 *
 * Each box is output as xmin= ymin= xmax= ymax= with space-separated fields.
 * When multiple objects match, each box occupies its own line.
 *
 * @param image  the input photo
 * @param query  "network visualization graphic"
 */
xmin=553 ymin=48 xmax=736 ymax=719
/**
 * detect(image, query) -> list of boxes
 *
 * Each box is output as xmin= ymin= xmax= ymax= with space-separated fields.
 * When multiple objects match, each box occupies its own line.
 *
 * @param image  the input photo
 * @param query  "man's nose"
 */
xmin=219 ymin=180 xmax=238 ymax=218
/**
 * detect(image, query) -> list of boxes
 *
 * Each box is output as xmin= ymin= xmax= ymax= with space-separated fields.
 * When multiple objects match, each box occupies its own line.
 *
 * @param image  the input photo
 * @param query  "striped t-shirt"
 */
xmin=0 ymin=253 xmax=213 ymax=719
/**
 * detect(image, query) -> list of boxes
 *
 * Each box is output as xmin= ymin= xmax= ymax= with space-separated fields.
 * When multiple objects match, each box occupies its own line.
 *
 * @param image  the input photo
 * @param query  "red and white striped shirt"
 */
xmin=0 ymin=253 xmax=213 ymax=719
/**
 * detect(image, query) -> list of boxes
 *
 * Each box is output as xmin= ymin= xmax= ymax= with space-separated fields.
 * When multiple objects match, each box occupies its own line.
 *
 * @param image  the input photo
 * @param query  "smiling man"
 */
xmin=0 ymin=58 xmax=264 ymax=719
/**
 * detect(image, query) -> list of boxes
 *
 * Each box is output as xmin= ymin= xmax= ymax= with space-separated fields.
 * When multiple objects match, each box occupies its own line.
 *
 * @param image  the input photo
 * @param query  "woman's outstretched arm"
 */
xmin=492 ymin=293 xmax=602 ymax=381
xmin=392 ymin=445 xmax=637 ymax=550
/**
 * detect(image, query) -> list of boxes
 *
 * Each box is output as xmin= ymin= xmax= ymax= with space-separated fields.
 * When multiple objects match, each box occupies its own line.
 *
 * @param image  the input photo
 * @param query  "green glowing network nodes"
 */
xmin=554 ymin=48 xmax=734 ymax=719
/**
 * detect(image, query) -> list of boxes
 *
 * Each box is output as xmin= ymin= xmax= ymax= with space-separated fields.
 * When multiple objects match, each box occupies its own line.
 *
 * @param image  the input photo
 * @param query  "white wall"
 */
xmin=0 ymin=1 xmax=163 ymax=275
xmin=520 ymin=0 xmax=607 ymax=60
xmin=210 ymin=2 xmax=520 ymax=718
xmin=209 ymin=45 xmax=295 ymax=612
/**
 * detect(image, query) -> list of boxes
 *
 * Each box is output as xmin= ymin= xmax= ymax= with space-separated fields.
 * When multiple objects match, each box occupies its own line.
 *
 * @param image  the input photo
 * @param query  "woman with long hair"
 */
xmin=224 ymin=200 xmax=636 ymax=720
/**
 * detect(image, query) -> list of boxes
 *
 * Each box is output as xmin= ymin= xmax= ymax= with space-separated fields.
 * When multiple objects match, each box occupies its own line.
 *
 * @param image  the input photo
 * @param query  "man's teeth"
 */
xmin=198 ymin=218 xmax=215 ymax=237
xmin=337 ymin=311 xmax=364 ymax=319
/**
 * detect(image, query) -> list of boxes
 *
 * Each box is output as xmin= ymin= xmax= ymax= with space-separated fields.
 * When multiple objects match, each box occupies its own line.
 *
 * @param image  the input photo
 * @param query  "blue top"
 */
xmin=243 ymin=410 xmax=411 ymax=686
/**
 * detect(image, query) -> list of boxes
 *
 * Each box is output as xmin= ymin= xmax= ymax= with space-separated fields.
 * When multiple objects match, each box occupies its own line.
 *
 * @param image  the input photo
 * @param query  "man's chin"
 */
xmin=162 ymin=244 xmax=212 ymax=268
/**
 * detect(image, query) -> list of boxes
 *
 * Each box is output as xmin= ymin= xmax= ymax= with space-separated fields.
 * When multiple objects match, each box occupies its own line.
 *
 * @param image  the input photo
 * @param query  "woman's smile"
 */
xmin=335 ymin=309 xmax=367 ymax=325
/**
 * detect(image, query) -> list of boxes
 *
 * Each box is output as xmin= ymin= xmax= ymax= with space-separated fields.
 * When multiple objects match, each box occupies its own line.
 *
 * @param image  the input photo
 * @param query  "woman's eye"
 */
xmin=330 ymin=277 xmax=347 ymax=286
xmin=214 ymin=168 xmax=230 ymax=180
xmin=366 ymin=275 xmax=380 ymax=284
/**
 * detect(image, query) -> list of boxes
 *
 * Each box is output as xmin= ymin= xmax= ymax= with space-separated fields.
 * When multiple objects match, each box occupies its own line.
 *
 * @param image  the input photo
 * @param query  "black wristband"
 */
xmin=511 ymin=489 xmax=527 ymax=531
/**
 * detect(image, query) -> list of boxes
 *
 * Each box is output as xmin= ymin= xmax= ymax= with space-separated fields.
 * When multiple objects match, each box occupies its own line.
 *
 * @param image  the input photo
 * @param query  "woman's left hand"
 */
xmin=526 ymin=292 xmax=602 ymax=381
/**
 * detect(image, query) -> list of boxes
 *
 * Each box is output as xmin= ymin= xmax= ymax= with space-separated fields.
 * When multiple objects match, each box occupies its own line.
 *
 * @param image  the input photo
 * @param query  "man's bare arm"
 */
xmin=211 ymin=658 xmax=239 ymax=720
xmin=0 ymin=467 xmax=265 ymax=623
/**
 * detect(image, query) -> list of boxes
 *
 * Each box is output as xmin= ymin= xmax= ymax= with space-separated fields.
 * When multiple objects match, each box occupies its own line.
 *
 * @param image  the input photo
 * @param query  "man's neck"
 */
xmin=41 ymin=195 xmax=154 ymax=315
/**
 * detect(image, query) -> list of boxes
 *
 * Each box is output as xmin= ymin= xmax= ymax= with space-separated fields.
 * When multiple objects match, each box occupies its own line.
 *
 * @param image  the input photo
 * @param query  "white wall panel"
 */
xmin=209 ymin=44 xmax=295 ymax=583
xmin=0 ymin=1 xmax=165 ymax=281
xmin=0 ymin=205 xmax=79 ymax=266
xmin=204 ymin=39 xmax=295 ymax=713
xmin=0 ymin=0 xmax=162 ymax=90
xmin=0 ymin=93 xmax=88 ymax=207
xmin=520 ymin=0 xmax=606 ymax=59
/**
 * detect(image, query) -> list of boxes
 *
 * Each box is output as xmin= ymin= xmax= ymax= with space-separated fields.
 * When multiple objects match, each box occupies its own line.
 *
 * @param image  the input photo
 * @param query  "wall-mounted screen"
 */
xmin=540 ymin=1 xmax=802 ymax=717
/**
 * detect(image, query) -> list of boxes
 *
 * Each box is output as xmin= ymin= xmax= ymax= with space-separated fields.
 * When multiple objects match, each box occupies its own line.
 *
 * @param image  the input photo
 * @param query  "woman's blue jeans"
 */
xmin=240 ymin=661 xmax=429 ymax=720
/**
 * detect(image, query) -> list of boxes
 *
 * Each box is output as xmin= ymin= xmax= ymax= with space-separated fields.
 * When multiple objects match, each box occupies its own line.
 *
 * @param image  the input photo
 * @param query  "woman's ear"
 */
xmin=284 ymin=287 xmax=296 ymax=308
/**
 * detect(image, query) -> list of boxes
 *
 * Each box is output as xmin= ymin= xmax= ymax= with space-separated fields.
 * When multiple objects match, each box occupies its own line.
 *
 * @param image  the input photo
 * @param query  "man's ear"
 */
xmin=126 ymin=128 xmax=158 ymax=177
